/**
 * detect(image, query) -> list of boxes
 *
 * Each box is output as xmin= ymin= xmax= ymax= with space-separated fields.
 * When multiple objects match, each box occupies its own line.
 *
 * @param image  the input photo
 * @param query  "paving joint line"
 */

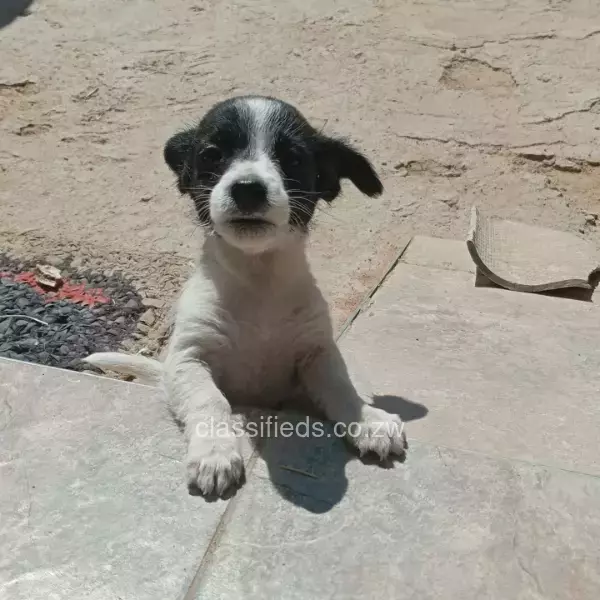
xmin=336 ymin=237 xmax=413 ymax=341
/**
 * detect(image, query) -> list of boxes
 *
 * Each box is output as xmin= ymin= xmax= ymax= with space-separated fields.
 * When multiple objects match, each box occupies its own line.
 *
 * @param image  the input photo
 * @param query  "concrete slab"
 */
xmin=190 ymin=426 xmax=600 ymax=599
xmin=341 ymin=259 xmax=600 ymax=475
xmin=0 ymin=359 xmax=230 ymax=600
xmin=401 ymin=236 xmax=475 ymax=274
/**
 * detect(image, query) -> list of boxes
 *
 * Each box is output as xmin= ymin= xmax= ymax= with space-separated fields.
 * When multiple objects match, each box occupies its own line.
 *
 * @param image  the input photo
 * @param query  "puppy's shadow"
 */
xmin=0 ymin=0 xmax=33 ymax=29
xmin=243 ymin=394 xmax=428 ymax=514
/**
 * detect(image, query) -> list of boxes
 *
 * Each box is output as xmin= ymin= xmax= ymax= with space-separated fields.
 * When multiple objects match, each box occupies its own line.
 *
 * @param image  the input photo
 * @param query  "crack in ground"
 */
xmin=528 ymin=98 xmax=600 ymax=125
xmin=513 ymin=531 xmax=545 ymax=596
xmin=406 ymin=29 xmax=600 ymax=51
xmin=392 ymin=133 xmax=566 ymax=151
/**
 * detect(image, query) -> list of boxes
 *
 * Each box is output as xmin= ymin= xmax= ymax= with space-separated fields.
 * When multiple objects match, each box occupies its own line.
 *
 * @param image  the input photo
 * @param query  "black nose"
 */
xmin=230 ymin=180 xmax=268 ymax=213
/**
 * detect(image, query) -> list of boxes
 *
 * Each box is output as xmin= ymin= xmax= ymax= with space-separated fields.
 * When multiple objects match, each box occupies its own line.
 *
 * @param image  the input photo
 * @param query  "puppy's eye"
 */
xmin=199 ymin=146 xmax=223 ymax=164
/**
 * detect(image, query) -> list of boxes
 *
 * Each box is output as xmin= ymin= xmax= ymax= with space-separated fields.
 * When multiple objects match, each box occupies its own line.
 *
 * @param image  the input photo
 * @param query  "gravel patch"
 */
xmin=0 ymin=254 xmax=144 ymax=370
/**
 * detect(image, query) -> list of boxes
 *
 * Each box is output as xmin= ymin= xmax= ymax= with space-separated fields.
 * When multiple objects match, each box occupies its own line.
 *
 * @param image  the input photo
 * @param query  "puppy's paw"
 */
xmin=346 ymin=405 xmax=407 ymax=460
xmin=186 ymin=434 xmax=244 ymax=497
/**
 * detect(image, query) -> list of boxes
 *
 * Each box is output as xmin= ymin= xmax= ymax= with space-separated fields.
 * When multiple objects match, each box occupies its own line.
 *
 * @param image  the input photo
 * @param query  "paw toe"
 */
xmin=187 ymin=452 xmax=244 ymax=497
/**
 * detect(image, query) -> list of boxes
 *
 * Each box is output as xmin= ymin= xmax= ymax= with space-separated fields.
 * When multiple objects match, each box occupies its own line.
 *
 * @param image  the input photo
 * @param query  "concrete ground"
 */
xmin=2 ymin=237 xmax=600 ymax=599
xmin=2 ymin=0 xmax=600 ymax=336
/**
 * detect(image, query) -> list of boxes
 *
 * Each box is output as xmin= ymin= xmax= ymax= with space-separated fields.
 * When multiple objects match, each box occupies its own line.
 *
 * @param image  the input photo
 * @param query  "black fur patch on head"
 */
xmin=164 ymin=95 xmax=383 ymax=228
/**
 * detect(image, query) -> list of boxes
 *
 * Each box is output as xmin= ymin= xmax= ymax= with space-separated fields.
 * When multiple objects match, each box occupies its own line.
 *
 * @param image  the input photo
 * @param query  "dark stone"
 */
xmin=17 ymin=338 xmax=39 ymax=351
xmin=21 ymin=322 xmax=35 ymax=334
xmin=13 ymin=319 xmax=30 ymax=331
xmin=124 ymin=298 xmax=139 ymax=309
xmin=16 ymin=297 xmax=30 ymax=309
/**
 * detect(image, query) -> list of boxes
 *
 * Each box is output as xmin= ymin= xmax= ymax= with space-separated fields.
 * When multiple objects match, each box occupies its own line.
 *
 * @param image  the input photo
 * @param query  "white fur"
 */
xmin=210 ymin=153 xmax=290 ymax=253
xmin=84 ymin=353 xmax=161 ymax=385
xmin=243 ymin=96 xmax=274 ymax=153
xmin=86 ymin=233 xmax=405 ymax=497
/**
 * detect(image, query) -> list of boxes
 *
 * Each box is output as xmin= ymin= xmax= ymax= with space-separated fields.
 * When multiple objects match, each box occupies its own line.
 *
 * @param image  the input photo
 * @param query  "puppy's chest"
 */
xmin=214 ymin=297 xmax=323 ymax=402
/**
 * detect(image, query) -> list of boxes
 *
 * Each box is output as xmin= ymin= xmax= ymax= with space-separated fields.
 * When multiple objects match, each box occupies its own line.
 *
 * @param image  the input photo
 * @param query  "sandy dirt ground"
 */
xmin=2 ymin=0 xmax=600 ymax=343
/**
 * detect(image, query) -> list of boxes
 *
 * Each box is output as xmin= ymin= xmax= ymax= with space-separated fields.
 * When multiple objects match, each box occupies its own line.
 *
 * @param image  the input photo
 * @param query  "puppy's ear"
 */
xmin=164 ymin=129 xmax=195 ymax=193
xmin=316 ymin=136 xmax=383 ymax=202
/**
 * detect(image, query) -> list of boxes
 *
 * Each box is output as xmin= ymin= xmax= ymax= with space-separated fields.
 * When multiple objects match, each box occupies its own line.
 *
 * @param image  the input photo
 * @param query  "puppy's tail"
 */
xmin=84 ymin=352 xmax=162 ymax=385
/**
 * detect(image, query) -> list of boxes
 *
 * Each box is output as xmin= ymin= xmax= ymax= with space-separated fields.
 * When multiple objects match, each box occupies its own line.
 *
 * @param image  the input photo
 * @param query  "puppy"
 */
xmin=86 ymin=96 xmax=406 ymax=497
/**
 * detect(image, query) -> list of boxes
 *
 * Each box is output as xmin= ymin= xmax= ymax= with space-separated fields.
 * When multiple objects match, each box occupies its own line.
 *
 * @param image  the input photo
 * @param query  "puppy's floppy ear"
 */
xmin=315 ymin=136 xmax=383 ymax=202
xmin=164 ymin=129 xmax=195 ymax=194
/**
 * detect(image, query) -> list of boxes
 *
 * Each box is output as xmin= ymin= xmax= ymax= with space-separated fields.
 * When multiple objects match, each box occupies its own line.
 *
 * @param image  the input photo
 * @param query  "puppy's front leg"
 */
xmin=300 ymin=343 xmax=407 ymax=459
xmin=165 ymin=348 xmax=243 ymax=497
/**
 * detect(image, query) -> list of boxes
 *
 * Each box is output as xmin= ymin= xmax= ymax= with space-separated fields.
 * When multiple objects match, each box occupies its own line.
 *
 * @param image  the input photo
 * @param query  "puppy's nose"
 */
xmin=230 ymin=180 xmax=268 ymax=213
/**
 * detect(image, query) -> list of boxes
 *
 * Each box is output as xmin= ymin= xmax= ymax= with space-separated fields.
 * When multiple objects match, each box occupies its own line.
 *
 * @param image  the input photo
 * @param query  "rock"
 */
xmin=139 ymin=308 xmax=156 ymax=327
xmin=21 ymin=322 xmax=35 ymax=334
xmin=17 ymin=338 xmax=39 ymax=351
xmin=44 ymin=255 xmax=64 ymax=267
xmin=125 ymin=298 xmax=140 ymax=310
xmin=554 ymin=158 xmax=582 ymax=173
xmin=140 ymin=194 xmax=153 ymax=202
xmin=14 ymin=319 xmax=30 ymax=331
xmin=585 ymin=212 xmax=598 ymax=226
xmin=115 ymin=316 xmax=126 ymax=325
xmin=120 ymin=339 xmax=135 ymax=351
xmin=136 ymin=323 xmax=151 ymax=335
xmin=16 ymin=297 xmax=29 ymax=309
xmin=141 ymin=297 xmax=164 ymax=309
xmin=156 ymin=320 xmax=173 ymax=341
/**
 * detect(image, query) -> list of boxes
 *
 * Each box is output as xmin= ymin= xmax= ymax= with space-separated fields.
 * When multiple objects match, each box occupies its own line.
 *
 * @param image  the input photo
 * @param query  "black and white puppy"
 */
xmin=86 ymin=96 xmax=406 ymax=497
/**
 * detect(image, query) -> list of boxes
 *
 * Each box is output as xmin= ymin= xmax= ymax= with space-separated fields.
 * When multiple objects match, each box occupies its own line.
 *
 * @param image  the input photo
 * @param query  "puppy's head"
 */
xmin=164 ymin=96 xmax=382 ymax=253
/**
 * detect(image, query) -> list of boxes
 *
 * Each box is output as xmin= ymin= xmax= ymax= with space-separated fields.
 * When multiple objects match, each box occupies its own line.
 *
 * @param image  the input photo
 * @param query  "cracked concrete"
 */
xmin=1 ymin=0 xmax=600 ymax=331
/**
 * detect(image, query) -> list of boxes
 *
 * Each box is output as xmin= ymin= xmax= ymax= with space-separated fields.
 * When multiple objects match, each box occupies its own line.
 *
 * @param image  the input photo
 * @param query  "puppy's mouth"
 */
xmin=227 ymin=216 xmax=274 ymax=231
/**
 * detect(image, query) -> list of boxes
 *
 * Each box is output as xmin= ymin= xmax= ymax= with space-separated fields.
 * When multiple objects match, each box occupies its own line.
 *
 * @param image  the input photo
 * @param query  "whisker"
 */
xmin=289 ymin=198 xmax=346 ymax=224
